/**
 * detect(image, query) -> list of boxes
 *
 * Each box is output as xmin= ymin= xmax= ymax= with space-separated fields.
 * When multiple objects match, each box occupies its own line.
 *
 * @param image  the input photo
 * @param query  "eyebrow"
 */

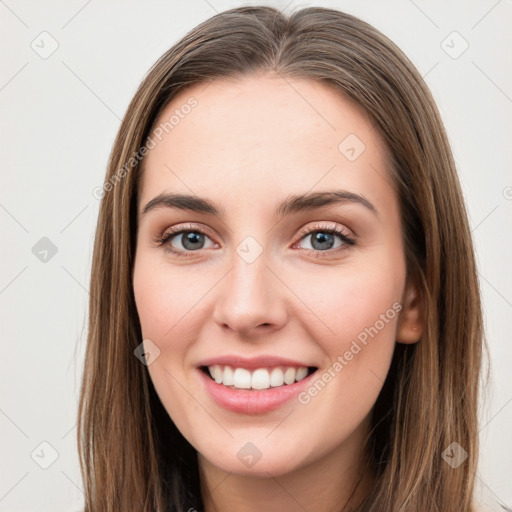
xmin=140 ymin=190 xmax=378 ymax=219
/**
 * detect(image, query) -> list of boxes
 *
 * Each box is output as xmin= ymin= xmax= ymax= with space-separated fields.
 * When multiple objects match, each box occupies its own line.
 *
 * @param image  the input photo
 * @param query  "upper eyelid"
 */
xmin=163 ymin=222 xmax=215 ymax=237
xmin=295 ymin=221 xmax=353 ymax=239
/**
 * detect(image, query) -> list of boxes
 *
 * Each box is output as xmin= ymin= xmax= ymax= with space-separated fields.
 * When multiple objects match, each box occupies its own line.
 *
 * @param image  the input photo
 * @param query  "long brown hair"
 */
xmin=78 ymin=5 xmax=484 ymax=511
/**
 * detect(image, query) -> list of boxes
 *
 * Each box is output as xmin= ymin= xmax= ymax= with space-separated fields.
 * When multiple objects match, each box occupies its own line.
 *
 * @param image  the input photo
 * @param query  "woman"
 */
xmin=78 ymin=5 xmax=488 ymax=511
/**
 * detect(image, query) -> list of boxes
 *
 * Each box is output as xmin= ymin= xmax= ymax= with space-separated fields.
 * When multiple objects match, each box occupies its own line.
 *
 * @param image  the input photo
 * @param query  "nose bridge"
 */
xmin=213 ymin=236 xmax=287 ymax=335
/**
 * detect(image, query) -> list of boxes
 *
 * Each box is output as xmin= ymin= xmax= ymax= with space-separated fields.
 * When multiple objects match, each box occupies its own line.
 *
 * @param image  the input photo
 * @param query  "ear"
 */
xmin=396 ymin=279 xmax=424 ymax=344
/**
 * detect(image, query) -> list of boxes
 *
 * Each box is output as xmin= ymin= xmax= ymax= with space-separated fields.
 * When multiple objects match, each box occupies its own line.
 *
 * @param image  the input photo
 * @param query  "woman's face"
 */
xmin=133 ymin=74 xmax=420 ymax=478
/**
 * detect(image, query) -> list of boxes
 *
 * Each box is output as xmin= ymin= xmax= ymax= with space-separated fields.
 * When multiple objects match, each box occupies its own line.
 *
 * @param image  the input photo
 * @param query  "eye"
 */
xmin=295 ymin=223 xmax=355 ymax=254
xmin=155 ymin=223 xmax=216 ymax=257
xmin=155 ymin=222 xmax=355 ymax=258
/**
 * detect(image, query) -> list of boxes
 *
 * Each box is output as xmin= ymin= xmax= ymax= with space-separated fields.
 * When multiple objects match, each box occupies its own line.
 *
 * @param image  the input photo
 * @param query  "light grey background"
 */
xmin=1 ymin=1 xmax=510 ymax=510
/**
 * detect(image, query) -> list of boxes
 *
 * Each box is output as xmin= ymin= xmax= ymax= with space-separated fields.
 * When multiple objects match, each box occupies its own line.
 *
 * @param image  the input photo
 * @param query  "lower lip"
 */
xmin=198 ymin=368 xmax=316 ymax=415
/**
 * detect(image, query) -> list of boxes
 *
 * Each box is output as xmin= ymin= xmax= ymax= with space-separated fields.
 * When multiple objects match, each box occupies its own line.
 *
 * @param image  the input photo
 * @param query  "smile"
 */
xmin=203 ymin=364 xmax=317 ymax=390
xmin=198 ymin=364 xmax=319 ymax=414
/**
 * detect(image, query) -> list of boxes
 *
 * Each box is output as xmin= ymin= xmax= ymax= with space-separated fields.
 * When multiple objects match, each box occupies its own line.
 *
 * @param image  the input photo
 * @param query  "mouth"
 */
xmin=200 ymin=364 xmax=318 ymax=391
xmin=196 ymin=355 xmax=320 ymax=414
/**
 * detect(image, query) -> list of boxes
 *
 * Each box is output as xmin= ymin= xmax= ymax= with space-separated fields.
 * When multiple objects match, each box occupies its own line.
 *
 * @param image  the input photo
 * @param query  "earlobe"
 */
xmin=396 ymin=281 xmax=424 ymax=344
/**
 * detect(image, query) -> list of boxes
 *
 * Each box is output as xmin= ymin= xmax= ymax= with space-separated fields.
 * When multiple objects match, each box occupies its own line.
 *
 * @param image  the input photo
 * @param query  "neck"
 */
xmin=198 ymin=419 xmax=374 ymax=512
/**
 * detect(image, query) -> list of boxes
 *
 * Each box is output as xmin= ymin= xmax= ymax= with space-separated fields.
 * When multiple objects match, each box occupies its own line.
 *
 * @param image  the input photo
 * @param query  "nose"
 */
xmin=212 ymin=248 xmax=288 ymax=339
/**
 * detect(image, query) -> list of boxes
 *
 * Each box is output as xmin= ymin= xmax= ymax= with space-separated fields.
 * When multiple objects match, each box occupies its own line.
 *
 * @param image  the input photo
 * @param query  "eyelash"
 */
xmin=154 ymin=222 xmax=356 ymax=258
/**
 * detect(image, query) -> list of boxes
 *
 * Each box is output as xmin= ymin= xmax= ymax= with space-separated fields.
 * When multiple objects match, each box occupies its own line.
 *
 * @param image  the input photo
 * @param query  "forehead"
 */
xmin=138 ymin=74 xmax=394 ymax=212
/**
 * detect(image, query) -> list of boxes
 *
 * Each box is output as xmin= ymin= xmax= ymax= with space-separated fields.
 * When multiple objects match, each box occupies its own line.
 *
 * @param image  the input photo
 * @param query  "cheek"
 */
xmin=293 ymin=262 xmax=403 ymax=342
xmin=290 ymin=267 xmax=402 ymax=434
xmin=133 ymin=264 xmax=169 ymax=338
xmin=334 ymin=277 xmax=401 ymax=345
xmin=133 ymin=257 xmax=208 ymax=343
xmin=286 ymin=251 xmax=405 ymax=400
xmin=133 ymin=258 xmax=204 ymax=430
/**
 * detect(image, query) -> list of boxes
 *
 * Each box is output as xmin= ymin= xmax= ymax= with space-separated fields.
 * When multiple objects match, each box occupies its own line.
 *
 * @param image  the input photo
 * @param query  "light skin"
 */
xmin=132 ymin=73 xmax=423 ymax=512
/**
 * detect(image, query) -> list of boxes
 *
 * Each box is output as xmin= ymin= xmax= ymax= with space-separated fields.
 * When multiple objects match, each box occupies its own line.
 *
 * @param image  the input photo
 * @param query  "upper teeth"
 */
xmin=207 ymin=365 xmax=309 ymax=390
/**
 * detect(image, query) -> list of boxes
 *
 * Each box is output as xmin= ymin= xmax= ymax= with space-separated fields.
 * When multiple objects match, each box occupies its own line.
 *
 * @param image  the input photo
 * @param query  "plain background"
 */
xmin=1 ymin=1 xmax=510 ymax=510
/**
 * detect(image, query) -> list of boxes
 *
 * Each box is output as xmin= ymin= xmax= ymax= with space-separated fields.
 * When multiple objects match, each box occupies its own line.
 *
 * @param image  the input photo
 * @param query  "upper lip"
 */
xmin=197 ymin=355 xmax=315 ymax=370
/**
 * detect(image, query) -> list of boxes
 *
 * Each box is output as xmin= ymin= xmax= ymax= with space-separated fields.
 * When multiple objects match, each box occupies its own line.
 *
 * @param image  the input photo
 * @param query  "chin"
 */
xmin=197 ymin=435 xmax=318 ymax=478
